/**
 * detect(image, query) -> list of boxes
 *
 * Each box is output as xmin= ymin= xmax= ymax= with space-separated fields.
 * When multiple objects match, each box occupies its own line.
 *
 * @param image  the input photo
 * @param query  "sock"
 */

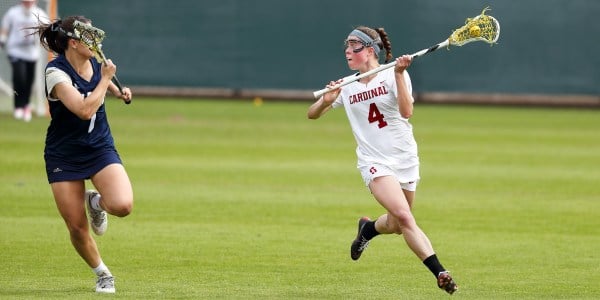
xmin=361 ymin=220 xmax=380 ymax=240
xmin=90 ymin=194 xmax=103 ymax=211
xmin=92 ymin=261 xmax=112 ymax=277
xmin=423 ymin=254 xmax=446 ymax=278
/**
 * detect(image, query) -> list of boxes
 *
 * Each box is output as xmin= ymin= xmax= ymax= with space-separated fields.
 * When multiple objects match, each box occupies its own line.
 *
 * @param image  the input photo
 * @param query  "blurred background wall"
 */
xmin=58 ymin=0 xmax=599 ymax=97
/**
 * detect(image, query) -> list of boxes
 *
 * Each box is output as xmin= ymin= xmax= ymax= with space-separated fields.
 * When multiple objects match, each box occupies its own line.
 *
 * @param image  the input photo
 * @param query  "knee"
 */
xmin=67 ymin=222 xmax=89 ymax=241
xmin=105 ymin=196 xmax=133 ymax=217
xmin=388 ymin=210 xmax=416 ymax=232
xmin=112 ymin=201 xmax=133 ymax=217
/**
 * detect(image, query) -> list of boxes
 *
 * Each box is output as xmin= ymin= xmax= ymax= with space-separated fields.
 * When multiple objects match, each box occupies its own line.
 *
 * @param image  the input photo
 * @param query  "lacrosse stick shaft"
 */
xmin=111 ymin=76 xmax=129 ymax=103
xmin=412 ymin=39 xmax=449 ymax=58
xmin=312 ymin=40 xmax=450 ymax=99
xmin=98 ymin=50 xmax=130 ymax=104
xmin=0 ymin=78 xmax=14 ymax=96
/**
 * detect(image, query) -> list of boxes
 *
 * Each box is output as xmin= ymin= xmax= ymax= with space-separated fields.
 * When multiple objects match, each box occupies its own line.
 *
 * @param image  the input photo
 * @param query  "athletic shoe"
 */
xmin=350 ymin=217 xmax=371 ymax=260
xmin=23 ymin=106 xmax=32 ymax=122
xmin=85 ymin=190 xmax=107 ymax=235
xmin=95 ymin=275 xmax=115 ymax=293
xmin=13 ymin=108 xmax=24 ymax=120
xmin=437 ymin=271 xmax=458 ymax=295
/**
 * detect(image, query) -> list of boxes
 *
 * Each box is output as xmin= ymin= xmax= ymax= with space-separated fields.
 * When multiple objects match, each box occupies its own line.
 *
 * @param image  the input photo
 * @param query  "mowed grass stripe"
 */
xmin=1 ymin=98 xmax=598 ymax=299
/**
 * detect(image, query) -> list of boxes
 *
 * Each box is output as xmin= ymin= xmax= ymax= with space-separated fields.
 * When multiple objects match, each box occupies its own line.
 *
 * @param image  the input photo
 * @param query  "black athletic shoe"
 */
xmin=350 ymin=217 xmax=371 ymax=260
xmin=437 ymin=271 xmax=458 ymax=295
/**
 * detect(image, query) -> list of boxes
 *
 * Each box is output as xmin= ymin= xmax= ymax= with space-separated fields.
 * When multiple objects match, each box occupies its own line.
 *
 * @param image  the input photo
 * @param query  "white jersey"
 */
xmin=1 ymin=4 xmax=48 ymax=61
xmin=332 ymin=67 xmax=419 ymax=170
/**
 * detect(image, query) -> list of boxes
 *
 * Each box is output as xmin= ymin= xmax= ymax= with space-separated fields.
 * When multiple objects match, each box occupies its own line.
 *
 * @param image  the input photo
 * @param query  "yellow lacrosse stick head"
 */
xmin=448 ymin=7 xmax=500 ymax=46
xmin=73 ymin=20 xmax=107 ymax=63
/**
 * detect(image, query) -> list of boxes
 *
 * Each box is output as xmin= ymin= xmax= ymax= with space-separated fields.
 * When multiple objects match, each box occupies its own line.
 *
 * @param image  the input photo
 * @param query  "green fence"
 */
xmin=59 ymin=0 xmax=599 ymax=95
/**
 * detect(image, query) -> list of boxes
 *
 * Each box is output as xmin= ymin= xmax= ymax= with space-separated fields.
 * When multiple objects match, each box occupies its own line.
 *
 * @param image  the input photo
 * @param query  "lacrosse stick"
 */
xmin=0 ymin=79 xmax=14 ymax=96
xmin=313 ymin=7 xmax=500 ymax=99
xmin=73 ymin=20 xmax=130 ymax=104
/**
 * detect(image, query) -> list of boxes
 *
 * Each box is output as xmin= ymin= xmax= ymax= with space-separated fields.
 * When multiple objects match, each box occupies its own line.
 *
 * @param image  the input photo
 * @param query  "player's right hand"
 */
xmin=101 ymin=59 xmax=117 ymax=79
xmin=322 ymin=79 xmax=343 ymax=104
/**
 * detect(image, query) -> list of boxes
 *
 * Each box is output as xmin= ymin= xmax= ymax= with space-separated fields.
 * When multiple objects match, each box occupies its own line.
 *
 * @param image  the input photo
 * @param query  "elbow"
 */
xmin=72 ymin=96 xmax=97 ymax=120
xmin=81 ymin=112 xmax=94 ymax=120
xmin=307 ymin=109 xmax=321 ymax=120
xmin=78 ymin=109 xmax=96 ymax=120
xmin=400 ymin=101 xmax=414 ymax=119
xmin=307 ymin=102 xmax=329 ymax=120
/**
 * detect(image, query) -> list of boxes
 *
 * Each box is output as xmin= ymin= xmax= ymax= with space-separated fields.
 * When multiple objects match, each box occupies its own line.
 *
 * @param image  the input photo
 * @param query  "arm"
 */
xmin=108 ymin=81 xmax=132 ymax=103
xmin=307 ymin=96 xmax=333 ymax=119
xmin=307 ymin=80 xmax=342 ymax=119
xmin=394 ymin=55 xmax=414 ymax=119
xmin=52 ymin=60 xmax=116 ymax=120
xmin=0 ymin=7 xmax=13 ymax=49
xmin=0 ymin=22 xmax=8 ymax=49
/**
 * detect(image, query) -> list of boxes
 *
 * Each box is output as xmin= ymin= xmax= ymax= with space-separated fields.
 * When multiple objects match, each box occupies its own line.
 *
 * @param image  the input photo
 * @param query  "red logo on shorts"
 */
xmin=369 ymin=167 xmax=377 ymax=174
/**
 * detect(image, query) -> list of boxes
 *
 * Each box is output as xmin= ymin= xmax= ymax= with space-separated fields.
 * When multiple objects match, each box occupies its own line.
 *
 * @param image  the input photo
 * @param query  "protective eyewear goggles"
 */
xmin=344 ymin=38 xmax=370 ymax=53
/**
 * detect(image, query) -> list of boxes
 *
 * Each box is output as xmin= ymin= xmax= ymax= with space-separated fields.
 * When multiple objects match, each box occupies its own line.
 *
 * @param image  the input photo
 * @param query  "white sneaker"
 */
xmin=23 ymin=107 xmax=32 ymax=122
xmin=13 ymin=108 xmax=24 ymax=120
xmin=95 ymin=275 xmax=115 ymax=293
xmin=85 ymin=190 xmax=107 ymax=235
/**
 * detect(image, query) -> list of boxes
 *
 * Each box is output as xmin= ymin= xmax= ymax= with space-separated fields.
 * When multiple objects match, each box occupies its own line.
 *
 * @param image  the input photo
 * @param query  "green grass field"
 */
xmin=1 ymin=98 xmax=599 ymax=299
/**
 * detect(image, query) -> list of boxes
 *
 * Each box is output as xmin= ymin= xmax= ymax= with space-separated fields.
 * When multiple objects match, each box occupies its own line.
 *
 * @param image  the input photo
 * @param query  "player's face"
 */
xmin=22 ymin=1 xmax=35 ymax=9
xmin=71 ymin=39 xmax=93 ymax=58
xmin=345 ymin=36 xmax=370 ymax=71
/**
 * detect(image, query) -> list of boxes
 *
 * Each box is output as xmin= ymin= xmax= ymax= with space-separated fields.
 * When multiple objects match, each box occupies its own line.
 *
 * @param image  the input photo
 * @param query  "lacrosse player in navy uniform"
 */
xmin=32 ymin=16 xmax=132 ymax=293
xmin=307 ymin=26 xmax=458 ymax=294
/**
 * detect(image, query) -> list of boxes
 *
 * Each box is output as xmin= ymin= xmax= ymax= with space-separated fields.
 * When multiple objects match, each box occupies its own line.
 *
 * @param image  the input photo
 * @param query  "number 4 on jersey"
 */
xmin=368 ymin=103 xmax=388 ymax=128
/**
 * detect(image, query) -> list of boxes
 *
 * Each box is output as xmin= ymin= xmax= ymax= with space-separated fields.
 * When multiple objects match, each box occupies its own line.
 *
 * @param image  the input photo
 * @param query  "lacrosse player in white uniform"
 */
xmin=0 ymin=0 xmax=48 ymax=121
xmin=307 ymin=26 xmax=458 ymax=295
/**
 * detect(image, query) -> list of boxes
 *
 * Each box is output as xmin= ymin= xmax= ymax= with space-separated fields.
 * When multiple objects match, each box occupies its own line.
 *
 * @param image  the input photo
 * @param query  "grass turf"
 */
xmin=1 ymin=97 xmax=599 ymax=299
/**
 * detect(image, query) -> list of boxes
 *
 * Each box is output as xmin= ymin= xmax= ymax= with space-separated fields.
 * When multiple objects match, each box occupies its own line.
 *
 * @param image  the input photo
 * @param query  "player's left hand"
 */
xmin=119 ymin=87 xmax=132 ymax=103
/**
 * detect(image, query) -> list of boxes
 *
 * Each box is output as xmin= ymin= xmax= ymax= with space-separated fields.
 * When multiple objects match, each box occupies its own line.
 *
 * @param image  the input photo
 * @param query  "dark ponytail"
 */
xmin=29 ymin=15 xmax=90 ymax=55
xmin=355 ymin=26 xmax=394 ymax=63
xmin=375 ymin=28 xmax=393 ymax=63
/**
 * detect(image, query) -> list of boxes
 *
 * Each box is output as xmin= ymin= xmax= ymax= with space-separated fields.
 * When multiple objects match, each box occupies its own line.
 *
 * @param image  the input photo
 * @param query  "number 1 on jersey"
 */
xmin=368 ymin=103 xmax=388 ymax=128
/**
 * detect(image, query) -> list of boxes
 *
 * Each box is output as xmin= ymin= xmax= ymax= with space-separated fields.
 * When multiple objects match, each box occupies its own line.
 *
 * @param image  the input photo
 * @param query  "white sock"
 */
xmin=90 ymin=193 xmax=103 ymax=211
xmin=92 ymin=261 xmax=112 ymax=277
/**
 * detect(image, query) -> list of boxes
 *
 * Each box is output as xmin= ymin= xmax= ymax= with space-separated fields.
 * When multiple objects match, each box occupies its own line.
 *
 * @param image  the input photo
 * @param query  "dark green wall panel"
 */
xmin=58 ymin=0 xmax=599 ymax=95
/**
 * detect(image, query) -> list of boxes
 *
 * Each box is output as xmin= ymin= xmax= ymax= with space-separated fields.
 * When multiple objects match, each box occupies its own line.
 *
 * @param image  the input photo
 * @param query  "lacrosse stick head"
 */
xmin=72 ymin=20 xmax=106 ymax=63
xmin=448 ymin=7 xmax=500 ymax=46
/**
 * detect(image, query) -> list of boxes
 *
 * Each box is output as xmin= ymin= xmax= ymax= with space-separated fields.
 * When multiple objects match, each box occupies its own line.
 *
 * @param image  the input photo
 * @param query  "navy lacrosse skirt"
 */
xmin=45 ymin=149 xmax=122 ymax=183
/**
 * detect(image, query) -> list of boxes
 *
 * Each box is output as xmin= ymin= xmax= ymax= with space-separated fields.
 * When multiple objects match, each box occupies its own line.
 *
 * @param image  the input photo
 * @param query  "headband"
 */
xmin=349 ymin=29 xmax=381 ymax=57
xmin=50 ymin=20 xmax=79 ymax=39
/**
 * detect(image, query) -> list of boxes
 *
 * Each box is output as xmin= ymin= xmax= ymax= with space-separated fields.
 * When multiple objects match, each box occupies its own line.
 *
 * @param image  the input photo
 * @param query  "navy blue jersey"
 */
xmin=44 ymin=55 xmax=116 ymax=162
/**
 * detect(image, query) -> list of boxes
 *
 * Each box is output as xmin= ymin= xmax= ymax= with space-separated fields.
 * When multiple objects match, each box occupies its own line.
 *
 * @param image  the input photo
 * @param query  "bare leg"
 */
xmin=51 ymin=180 xmax=102 ymax=268
xmin=90 ymin=163 xmax=133 ymax=217
xmin=50 ymin=163 xmax=133 ymax=268
xmin=368 ymin=176 xmax=434 ymax=260
xmin=373 ymin=188 xmax=434 ymax=249
xmin=366 ymin=176 xmax=458 ymax=294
